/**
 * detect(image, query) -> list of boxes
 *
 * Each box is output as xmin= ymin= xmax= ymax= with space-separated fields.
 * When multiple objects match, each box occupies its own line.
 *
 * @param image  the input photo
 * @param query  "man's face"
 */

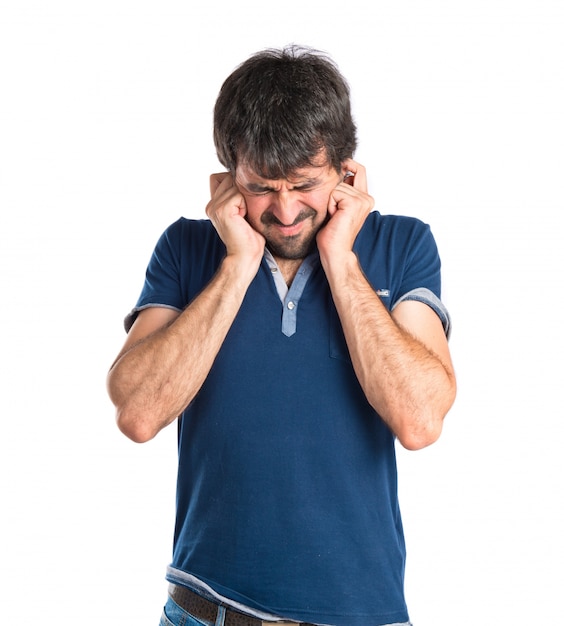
xmin=235 ymin=161 xmax=344 ymax=260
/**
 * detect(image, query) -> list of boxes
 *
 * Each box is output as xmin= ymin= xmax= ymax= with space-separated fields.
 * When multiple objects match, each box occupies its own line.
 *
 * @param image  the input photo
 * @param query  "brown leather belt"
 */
xmin=169 ymin=584 xmax=316 ymax=626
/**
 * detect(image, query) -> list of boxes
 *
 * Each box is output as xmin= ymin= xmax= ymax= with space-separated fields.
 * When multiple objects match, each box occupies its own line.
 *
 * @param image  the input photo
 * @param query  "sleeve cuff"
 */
xmin=392 ymin=287 xmax=452 ymax=339
xmin=124 ymin=303 xmax=182 ymax=333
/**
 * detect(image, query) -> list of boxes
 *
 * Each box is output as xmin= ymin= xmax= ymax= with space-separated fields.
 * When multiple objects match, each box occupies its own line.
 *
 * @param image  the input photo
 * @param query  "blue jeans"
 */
xmin=159 ymin=596 xmax=412 ymax=626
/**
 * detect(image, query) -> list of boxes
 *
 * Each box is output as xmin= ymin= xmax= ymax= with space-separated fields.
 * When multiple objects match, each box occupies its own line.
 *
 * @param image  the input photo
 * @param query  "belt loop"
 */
xmin=215 ymin=605 xmax=226 ymax=626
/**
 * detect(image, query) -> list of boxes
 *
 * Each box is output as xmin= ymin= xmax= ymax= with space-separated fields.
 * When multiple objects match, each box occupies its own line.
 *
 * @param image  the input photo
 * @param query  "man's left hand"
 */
xmin=316 ymin=159 xmax=374 ymax=266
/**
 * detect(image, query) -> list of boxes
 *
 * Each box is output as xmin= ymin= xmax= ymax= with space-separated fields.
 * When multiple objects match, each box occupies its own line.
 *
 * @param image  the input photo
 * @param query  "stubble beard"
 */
xmin=266 ymin=234 xmax=317 ymax=260
xmin=261 ymin=207 xmax=322 ymax=260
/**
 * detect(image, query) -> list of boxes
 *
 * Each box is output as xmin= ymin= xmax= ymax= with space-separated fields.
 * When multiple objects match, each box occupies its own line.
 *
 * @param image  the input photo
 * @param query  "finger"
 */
xmin=343 ymin=172 xmax=355 ymax=186
xmin=327 ymin=190 xmax=339 ymax=216
xmin=341 ymin=159 xmax=368 ymax=193
xmin=209 ymin=172 xmax=232 ymax=196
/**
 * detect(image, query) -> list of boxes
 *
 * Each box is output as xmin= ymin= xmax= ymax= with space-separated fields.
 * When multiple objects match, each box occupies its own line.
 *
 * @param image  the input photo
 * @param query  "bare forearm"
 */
xmin=324 ymin=252 xmax=455 ymax=450
xmin=108 ymin=256 xmax=253 ymax=442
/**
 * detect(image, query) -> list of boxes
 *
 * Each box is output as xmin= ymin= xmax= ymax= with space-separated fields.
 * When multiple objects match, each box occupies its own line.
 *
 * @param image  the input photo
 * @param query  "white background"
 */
xmin=1 ymin=1 xmax=563 ymax=624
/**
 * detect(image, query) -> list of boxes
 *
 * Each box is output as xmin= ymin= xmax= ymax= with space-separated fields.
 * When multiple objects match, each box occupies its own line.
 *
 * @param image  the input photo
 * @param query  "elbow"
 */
xmin=396 ymin=384 xmax=456 ymax=451
xmin=107 ymin=372 xmax=158 ymax=444
xmin=397 ymin=417 xmax=443 ymax=451
xmin=115 ymin=407 xmax=159 ymax=444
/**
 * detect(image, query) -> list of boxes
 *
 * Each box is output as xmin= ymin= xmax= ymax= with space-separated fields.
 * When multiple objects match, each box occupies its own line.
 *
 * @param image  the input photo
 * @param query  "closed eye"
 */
xmin=248 ymin=190 xmax=273 ymax=197
xmin=244 ymin=184 xmax=275 ymax=196
xmin=242 ymin=179 xmax=321 ymax=195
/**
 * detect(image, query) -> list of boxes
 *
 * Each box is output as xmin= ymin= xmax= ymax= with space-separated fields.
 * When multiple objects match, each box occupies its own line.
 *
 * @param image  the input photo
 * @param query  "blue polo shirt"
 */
xmin=126 ymin=211 xmax=450 ymax=626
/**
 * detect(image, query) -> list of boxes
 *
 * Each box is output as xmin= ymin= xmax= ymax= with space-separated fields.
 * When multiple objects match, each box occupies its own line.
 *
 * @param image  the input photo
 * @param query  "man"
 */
xmin=107 ymin=45 xmax=456 ymax=626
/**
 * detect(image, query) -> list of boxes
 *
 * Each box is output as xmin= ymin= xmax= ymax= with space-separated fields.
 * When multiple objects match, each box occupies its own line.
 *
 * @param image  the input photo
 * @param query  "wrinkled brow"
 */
xmin=243 ymin=177 xmax=322 ymax=193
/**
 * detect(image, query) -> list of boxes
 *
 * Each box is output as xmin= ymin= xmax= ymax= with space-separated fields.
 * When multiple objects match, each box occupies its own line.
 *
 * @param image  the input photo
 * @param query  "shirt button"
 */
xmin=287 ymin=301 xmax=295 ymax=310
xmin=271 ymin=267 xmax=278 ymax=273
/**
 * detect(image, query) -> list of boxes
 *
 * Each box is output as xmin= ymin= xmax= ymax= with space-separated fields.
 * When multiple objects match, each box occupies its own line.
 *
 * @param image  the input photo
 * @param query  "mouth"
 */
xmin=261 ymin=208 xmax=316 ymax=238
xmin=274 ymin=221 xmax=306 ymax=237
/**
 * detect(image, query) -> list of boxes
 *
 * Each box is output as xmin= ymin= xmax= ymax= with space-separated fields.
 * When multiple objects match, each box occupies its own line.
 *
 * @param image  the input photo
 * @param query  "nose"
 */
xmin=270 ymin=191 xmax=302 ymax=225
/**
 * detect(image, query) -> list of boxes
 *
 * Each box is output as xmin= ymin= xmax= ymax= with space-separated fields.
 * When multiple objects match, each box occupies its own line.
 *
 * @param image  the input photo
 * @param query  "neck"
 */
xmin=274 ymin=257 xmax=303 ymax=286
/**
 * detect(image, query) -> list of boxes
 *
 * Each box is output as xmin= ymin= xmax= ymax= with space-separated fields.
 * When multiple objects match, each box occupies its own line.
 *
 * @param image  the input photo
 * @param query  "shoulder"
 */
xmin=354 ymin=211 xmax=444 ymax=305
xmin=358 ymin=211 xmax=430 ymax=240
xmin=155 ymin=217 xmax=225 ymax=261
xmin=355 ymin=211 xmax=435 ymax=258
xmin=161 ymin=217 xmax=219 ymax=245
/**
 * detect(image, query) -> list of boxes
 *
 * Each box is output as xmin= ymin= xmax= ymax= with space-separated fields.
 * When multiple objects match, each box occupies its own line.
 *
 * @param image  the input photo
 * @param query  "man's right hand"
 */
xmin=108 ymin=173 xmax=266 ymax=443
xmin=206 ymin=173 xmax=265 ymax=277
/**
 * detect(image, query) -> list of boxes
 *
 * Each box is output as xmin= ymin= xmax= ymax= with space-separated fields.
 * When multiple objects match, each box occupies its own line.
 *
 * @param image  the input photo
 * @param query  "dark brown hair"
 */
xmin=213 ymin=45 xmax=357 ymax=178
